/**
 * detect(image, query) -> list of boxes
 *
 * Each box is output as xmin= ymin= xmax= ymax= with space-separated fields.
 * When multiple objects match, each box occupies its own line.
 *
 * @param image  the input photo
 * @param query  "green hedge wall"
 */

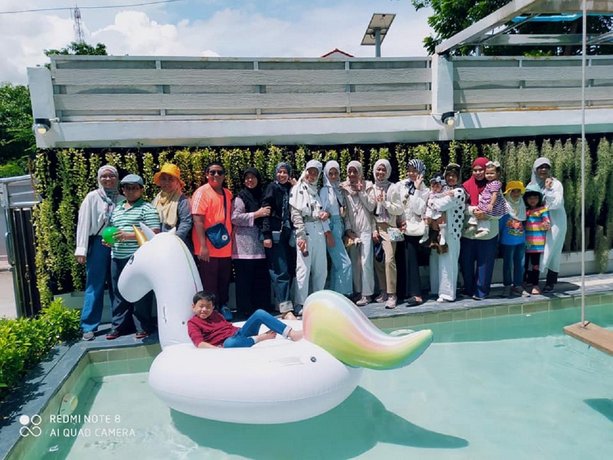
xmin=32 ymin=137 xmax=613 ymax=306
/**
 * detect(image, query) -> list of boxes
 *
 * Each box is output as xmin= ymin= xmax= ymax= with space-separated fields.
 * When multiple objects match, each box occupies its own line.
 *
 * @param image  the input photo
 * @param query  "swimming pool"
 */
xmin=12 ymin=304 xmax=613 ymax=459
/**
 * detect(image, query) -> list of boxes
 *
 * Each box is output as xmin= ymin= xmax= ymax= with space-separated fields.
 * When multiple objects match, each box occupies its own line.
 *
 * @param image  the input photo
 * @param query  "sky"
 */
xmin=0 ymin=0 xmax=433 ymax=85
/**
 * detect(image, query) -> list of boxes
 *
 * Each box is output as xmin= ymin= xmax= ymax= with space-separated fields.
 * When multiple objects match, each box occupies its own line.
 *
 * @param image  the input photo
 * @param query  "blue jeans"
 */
xmin=223 ymin=309 xmax=289 ymax=348
xmin=326 ymin=216 xmax=353 ymax=296
xmin=265 ymin=229 xmax=294 ymax=307
xmin=80 ymin=236 xmax=114 ymax=333
xmin=501 ymin=243 xmax=525 ymax=287
xmin=460 ymin=236 xmax=498 ymax=298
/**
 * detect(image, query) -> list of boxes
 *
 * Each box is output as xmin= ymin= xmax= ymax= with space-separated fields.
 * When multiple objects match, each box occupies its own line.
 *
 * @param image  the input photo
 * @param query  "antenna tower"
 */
xmin=72 ymin=6 xmax=85 ymax=43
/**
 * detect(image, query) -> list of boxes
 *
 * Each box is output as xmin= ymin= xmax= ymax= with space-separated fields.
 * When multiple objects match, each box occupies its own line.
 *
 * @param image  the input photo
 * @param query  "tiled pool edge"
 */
xmin=0 ymin=338 xmax=160 ymax=460
xmin=368 ymin=286 xmax=613 ymax=330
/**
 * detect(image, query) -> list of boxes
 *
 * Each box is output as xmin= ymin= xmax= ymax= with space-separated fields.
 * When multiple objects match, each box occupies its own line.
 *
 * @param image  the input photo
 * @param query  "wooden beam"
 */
xmin=564 ymin=322 xmax=613 ymax=356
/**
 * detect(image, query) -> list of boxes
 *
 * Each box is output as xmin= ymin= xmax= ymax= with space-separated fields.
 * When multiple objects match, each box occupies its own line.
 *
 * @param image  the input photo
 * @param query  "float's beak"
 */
xmin=133 ymin=225 xmax=148 ymax=246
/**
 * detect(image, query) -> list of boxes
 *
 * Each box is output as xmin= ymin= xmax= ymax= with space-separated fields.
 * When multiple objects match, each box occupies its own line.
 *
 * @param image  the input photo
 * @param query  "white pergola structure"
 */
xmin=28 ymin=0 xmax=613 ymax=149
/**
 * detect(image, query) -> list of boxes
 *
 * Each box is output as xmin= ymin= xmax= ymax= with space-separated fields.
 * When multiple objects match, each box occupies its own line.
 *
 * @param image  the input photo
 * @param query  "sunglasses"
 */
xmin=208 ymin=170 xmax=225 ymax=176
xmin=122 ymin=185 xmax=141 ymax=191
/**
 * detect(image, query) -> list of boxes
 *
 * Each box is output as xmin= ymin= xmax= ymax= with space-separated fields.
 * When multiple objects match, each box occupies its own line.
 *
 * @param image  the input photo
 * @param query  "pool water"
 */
xmin=22 ymin=305 xmax=613 ymax=459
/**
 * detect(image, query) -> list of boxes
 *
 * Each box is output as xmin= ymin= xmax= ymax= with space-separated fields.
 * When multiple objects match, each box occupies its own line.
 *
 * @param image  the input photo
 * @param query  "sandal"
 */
xmin=106 ymin=329 xmax=120 ymax=340
xmin=135 ymin=331 xmax=149 ymax=339
xmin=405 ymin=296 xmax=423 ymax=307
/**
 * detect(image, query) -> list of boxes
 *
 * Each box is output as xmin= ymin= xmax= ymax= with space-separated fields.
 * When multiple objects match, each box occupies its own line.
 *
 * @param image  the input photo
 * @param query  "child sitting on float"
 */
xmin=187 ymin=291 xmax=303 ymax=348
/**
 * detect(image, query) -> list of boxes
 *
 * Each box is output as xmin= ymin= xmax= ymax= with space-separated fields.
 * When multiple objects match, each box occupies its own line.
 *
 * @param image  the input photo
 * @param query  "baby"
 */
xmin=420 ymin=173 xmax=449 ymax=253
xmin=467 ymin=160 xmax=506 ymax=238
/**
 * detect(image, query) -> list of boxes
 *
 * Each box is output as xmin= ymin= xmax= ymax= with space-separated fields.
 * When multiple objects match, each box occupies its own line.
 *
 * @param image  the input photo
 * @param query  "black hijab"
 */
xmin=238 ymin=167 xmax=263 ymax=213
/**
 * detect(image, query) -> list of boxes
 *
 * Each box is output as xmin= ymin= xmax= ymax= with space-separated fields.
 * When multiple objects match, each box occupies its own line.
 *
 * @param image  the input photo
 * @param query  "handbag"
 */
xmin=205 ymin=223 xmax=230 ymax=249
xmin=404 ymin=220 xmax=427 ymax=237
xmin=205 ymin=190 xmax=231 ymax=249
xmin=387 ymin=226 xmax=405 ymax=242
xmin=374 ymin=241 xmax=385 ymax=262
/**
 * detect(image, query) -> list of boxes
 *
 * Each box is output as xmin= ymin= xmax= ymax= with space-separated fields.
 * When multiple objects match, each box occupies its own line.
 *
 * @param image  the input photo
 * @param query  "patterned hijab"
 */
xmin=406 ymin=158 xmax=426 ymax=196
xmin=96 ymin=165 xmax=120 ymax=222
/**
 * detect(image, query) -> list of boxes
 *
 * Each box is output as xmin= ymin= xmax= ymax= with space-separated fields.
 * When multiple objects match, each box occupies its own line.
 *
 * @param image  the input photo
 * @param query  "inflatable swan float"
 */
xmin=118 ymin=225 xmax=432 ymax=424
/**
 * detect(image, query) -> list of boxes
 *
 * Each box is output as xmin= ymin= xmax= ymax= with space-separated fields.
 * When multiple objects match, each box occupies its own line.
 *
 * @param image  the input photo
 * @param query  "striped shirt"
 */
xmin=110 ymin=198 xmax=161 ymax=259
xmin=525 ymin=206 xmax=550 ymax=253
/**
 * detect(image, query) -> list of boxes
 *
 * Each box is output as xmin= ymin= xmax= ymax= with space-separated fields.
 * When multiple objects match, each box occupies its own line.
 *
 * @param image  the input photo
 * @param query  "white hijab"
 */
xmin=289 ymin=159 xmax=323 ymax=217
xmin=322 ymin=160 xmax=345 ymax=208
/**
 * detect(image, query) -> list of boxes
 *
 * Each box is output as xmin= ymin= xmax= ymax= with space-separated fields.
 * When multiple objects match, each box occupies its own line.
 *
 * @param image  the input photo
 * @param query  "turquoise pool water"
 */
xmin=19 ymin=305 xmax=613 ymax=459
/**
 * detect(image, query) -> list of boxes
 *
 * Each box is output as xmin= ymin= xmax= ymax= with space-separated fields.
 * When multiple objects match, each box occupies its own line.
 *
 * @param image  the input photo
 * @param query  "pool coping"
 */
xmin=1 ymin=272 xmax=612 ymax=459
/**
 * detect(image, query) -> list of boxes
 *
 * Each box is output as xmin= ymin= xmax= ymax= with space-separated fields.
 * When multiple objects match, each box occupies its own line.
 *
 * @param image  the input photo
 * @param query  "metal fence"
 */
xmin=0 ymin=175 xmax=40 ymax=317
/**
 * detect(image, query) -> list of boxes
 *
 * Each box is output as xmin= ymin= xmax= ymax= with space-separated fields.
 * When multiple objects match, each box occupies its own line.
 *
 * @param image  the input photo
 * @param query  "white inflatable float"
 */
xmin=118 ymin=225 xmax=432 ymax=424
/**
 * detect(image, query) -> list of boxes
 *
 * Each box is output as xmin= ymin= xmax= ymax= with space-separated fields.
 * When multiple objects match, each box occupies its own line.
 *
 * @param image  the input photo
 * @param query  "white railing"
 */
xmin=49 ymin=56 xmax=432 ymax=120
xmin=452 ymin=56 xmax=613 ymax=110
xmin=28 ymin=54 xmax=613 ymax=147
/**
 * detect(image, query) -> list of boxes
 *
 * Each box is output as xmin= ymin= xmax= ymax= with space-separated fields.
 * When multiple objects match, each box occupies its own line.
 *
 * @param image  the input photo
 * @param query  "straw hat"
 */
xmin=504 ymin=180 xmax=526 ymax=195
xmin=154 ymin=163 xmax=185 ymax=187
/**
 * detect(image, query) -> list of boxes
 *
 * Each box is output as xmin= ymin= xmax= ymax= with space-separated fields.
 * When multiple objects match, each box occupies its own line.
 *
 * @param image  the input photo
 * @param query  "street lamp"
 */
xmin=361 ymin=13 xmax=395 ymax=58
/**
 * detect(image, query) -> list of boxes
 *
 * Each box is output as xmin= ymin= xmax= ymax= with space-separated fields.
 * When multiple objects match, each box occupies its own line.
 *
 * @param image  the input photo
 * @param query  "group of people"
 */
xmin=75 ymin=155 xmax=566 ymax=342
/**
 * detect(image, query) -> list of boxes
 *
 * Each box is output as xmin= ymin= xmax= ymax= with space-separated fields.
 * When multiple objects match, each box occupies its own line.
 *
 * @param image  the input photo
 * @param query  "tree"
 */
xmin=0 ymin=84 xmax=35 ymax=173
xmin=412 ymin=0 xmax=613 ymax=56
xmin=44 ymin=41 xmax=107 ymax=57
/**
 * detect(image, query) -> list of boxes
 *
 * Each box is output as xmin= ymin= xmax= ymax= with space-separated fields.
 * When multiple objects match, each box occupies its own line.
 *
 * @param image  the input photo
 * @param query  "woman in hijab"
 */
xmin=528 ymin=157 xmax=567 ymax=291
xmin=389 ymin=159 xmax=429 ymax=306
xmin=320 ymin=160 xmax=353 ymax=297
xmin=429 ymin=163 xmax=467 ymax=303
xmin=75 ymin=165 xmax=122 ymax=341
xmin=460 ymin=156 xmax=500 ymax=300
xmin=231 ymin=168 xmax=272 ymax=318
xmin=152 ymin=163 xmax=193 ymax=248
xmin=341 ymin=160 xmax=376 ymax=306
xmin=261 ymin=162 xmax=297 ymax=319
xmin=290 ymin=159 xmax=331 ymax=312
xmin=372 ymin=159 xmax=402 ymax=309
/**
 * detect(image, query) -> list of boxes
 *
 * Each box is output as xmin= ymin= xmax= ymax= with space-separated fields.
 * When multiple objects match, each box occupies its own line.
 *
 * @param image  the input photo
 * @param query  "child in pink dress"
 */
xmin=467 ymin=161 xmax=506 ymax=238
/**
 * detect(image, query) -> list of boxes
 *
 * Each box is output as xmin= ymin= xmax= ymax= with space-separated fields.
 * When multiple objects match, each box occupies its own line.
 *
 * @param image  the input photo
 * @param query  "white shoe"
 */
xmin=375 ymin=293 xmax=388 ymax=303
xmin=356 ymin=296 xmax=371 ymax=306
xmin=385 ymin=295 xmax=397 ymax=309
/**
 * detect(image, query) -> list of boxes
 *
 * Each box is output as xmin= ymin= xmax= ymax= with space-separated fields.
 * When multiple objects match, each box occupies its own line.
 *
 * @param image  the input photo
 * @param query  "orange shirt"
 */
xmin=191 ymin=183 xmax=233 ymax=258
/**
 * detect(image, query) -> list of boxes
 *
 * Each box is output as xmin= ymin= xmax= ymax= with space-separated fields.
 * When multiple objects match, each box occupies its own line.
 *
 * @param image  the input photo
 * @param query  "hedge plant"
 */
xmin=30 ymin=136 xmax=613 ymax=304
xmin=0 ymin=298 xmax=80 ymax=402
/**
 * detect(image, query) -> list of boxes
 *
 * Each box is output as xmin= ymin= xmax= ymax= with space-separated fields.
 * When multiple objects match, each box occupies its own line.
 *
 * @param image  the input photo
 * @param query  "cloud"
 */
xmin=0 ymin=1 xmax=432 ymax=84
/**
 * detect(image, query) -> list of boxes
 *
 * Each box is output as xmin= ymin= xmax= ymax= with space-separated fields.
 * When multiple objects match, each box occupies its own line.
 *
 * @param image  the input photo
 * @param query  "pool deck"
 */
xmin=1 ymin=270 xmax=612 ymax=459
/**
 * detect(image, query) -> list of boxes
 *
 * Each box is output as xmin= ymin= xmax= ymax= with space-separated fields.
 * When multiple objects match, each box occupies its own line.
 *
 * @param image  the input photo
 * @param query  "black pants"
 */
xmin=233 ymin=258 xmax=271 ymax=318
xmin=403 ymin=235 xmax=423 ymax=299
xmin=198 ymin=257 xmax=232 ymax=308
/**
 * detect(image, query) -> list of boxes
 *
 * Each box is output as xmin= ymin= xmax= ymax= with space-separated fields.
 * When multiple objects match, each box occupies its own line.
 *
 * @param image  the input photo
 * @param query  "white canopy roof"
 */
xmin=436 ymin=0 xmax=613 ymax=54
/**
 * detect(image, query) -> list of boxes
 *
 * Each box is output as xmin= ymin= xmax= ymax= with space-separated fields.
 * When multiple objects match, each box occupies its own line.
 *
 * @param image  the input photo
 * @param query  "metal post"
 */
xmin=374 ymin=28 xmax=382 ymax=57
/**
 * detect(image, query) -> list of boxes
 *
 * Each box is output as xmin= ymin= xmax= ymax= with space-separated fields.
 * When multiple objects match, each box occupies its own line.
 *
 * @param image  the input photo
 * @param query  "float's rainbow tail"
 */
xmin=302 ymin=290 xmax=433 ymax=370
